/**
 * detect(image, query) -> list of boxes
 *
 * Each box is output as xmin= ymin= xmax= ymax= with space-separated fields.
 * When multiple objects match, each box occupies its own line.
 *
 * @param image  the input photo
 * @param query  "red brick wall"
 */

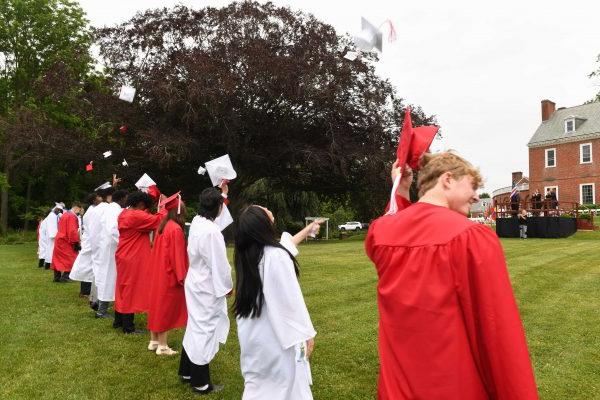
xmin=493 ymin=190 xmax=530 ymax=207
xmin=529 ymin=138 xmax=600 ymax=204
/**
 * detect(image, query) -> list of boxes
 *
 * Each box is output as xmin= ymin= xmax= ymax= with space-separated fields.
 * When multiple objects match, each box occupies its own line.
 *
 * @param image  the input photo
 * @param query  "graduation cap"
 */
xmin=103 ymin=150 xmax=112 ymax=158
xmin=159 ymin=191 xmax=183 ymax=214
xmin=204 ymin=154 xmax=237 ymax=187
xmin=344 ymin=51 xmax=360 ymax=61
xmin=119 ymin=125 xmax=128 ymax=134
xmin=122 ymin=159 xmax=128 ymax=167
xmin=94 ymin=182 xmax=111 ymax=191
xmin=135 ymin=173 xmax=161 ymax=201
xmin=54 ymin=202 xmax=65 ymax=211
xmin=386 ymin=108 xmax=439 ymax=215
xmin=197 ymin=166 xmax=206 ymax=175
xmin=353 ymin=17 xmax=383 ymax=52
xmin=118 ymin=85 xmax=136 ymax=103
xmin=85 ymin=161 xmax=93 ymax=172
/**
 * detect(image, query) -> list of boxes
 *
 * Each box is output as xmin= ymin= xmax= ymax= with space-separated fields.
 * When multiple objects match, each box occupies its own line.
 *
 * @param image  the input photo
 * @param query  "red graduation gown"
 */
xmin=366 ymin=201 xmax=538 ymax=400
xmin=147 ymin=220 xmax=189 ymax=332
xmin=114 ymin=209 xmax=166 ymax=314
xmin=51 ymin=211 xmax=80 ymax=272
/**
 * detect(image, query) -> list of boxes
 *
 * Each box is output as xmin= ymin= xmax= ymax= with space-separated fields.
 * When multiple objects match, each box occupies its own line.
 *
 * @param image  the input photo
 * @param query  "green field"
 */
xmin=1 ymin=232 xmax=599 ymax=399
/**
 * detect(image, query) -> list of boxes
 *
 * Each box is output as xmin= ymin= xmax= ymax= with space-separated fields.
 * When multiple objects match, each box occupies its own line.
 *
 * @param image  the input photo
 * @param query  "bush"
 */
xmin=0 ymin=230 xmax=37 ymax=245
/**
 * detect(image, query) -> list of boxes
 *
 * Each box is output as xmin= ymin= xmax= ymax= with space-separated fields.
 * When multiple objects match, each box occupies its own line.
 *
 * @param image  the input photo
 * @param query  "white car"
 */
xmin=338 ymin=221 xmax=362 ymax=231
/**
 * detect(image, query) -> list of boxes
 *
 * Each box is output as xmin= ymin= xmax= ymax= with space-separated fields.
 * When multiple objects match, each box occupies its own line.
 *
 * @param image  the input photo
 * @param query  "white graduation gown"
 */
xmin=38 ymin=218 xmax=48 ymax=260
xmin=183 ymin=216 xmax=233 ymax=365
xmin=237 ymin=233 xmax=316 ymax=400
xmin=42 ymin=212 xmax=60 ymax=264
xmin=70 ymin=205 xmax=97 ymax=282
xmin=90 ymin=202 xmax=122 ymax=302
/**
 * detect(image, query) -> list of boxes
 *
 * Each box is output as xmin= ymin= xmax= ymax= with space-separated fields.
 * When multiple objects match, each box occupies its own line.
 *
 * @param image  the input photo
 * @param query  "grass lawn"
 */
xmin=0 ymin=231 xmax=599 ymax=399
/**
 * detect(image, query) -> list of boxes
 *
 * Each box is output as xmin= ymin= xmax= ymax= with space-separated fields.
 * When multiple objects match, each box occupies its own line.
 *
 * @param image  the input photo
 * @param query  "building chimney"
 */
xmin=512 ymin=171 xmax=523 ymax=186
xmin=541 ymin=99 xmax=555 ymax=122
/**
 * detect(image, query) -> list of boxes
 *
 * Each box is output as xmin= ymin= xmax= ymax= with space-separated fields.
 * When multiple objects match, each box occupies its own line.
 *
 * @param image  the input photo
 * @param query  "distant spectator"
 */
xmin=518 ymin=209 xmax=528 ymax=239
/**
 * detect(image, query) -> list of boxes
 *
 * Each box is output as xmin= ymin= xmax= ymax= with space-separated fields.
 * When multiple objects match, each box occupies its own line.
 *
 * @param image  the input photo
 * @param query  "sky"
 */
xmin=79 ymin=0 xmax=600 ymax=193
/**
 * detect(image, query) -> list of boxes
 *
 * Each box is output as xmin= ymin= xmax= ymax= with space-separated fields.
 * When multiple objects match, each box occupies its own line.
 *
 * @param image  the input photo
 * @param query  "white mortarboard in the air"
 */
xmin=344 ymin=51 xmax=360 ymax=61
xmin=122 ymin=159 xmax=128 ymax=167
xmin=94 ymin=182 xmax=111 ymax=191
xmin=353 ymin=17 xmax=383 ymax=52
xmin=103 ymin=150 xmax=112 ymax=158
xmin=118 ymin=85 xmax=136 ymax=103
xmin=54 ymin=202 xmax=65 ymax=211
xmin=135 ymin=173 xmax=156 ymax=190
xmin=204 ymin=154 xmax=237 ymax=187
xmin=197 ymin=166 xmax=206 ymax=175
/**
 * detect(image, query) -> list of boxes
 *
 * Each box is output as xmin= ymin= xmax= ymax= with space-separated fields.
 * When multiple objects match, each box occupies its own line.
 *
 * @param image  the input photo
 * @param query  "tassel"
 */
xmin=385 ymin=174 xmax=402 ymax=215
xmin=380 ymin=20 xmax=397 ymax=43
xmin=177 ymin=194 xmax=181 ymax=215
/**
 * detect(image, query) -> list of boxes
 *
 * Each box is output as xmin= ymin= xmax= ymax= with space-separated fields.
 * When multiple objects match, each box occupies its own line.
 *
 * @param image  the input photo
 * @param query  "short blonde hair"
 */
xmin=417 ymin=151 xmax=483 ymax=197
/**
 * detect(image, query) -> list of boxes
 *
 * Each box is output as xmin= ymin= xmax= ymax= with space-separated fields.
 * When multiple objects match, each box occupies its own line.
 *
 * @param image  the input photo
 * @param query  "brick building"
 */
xmin=527 ymin=100 xmax=600 ymax=205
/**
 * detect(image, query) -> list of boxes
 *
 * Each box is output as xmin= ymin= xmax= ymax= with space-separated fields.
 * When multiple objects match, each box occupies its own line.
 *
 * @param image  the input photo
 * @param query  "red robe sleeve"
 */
xmin=167 ymin=224 xmax=189 ymax=286
xmin=132 ymin=209 xmax=167 ymax=232
xmin=67 ymin=214 xmax=80 ymax=245
xmin=451 ymin=224 xmax=539 ymax=399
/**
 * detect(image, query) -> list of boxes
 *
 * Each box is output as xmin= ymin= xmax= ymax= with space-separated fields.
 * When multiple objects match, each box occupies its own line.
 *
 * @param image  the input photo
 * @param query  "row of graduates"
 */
xmin=37 ymin=177 xmax=323 ymax=398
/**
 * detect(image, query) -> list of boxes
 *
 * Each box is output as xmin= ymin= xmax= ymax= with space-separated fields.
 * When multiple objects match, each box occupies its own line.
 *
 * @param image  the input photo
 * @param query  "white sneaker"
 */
xmin=148 ymin=341 xmax=159 ymax=351
xmin=156 ymin=345 xmax=178 ymax=356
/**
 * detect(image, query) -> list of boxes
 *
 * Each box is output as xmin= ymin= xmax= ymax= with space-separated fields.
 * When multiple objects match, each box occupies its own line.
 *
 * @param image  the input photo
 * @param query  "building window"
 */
xmin=580 ymin=184 xmax=595 ymax=205
xmin=545 ymin=148 xmax=556 ymax=168
xmin=580 ymin=143 xmax=592 ymax=164
xmin=565 ymin=119 xmax=575 ymax=133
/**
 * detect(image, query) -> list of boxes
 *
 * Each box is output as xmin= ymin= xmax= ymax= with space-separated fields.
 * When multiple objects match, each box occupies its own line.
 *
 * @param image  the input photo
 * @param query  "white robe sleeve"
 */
xmin=47 ymin=215 xmax=59 ymax=239
xmin=206 ymin=230 xmax=233 ymax=298
xmin=263 ymin=248 xmax=316 ymax=350
xmin=214 ymin=204 xmax=233 ymax=231
xmin=279 ymin=232 xmax=299 ymax=257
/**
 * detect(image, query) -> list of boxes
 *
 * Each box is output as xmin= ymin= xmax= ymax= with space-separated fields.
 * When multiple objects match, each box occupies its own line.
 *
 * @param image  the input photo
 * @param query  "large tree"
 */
xmin=0 ymin=0 xmax=93 ymax=233
xmin=96 ymin=1 xmax=436 ymax=222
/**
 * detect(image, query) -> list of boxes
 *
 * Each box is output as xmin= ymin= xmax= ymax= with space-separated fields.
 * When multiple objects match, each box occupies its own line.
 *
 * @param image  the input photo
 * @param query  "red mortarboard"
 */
xmin=85 ymin=161 xmax=93 ymax=172
xmin=119 ymin=125 xmax=128 ymax=134
xmin=159 ymin=191 xmax=184 ymax=214
xmin=396 ymin=108 xmax=439 ymax=171
xmin=148 ymin=185 xmax=161 ymax=202
xmin=387 ymin=108 xmax=439 ymax=215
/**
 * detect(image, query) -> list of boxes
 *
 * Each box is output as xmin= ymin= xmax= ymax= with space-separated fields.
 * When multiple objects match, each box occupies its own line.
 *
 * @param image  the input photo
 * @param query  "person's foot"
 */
xmin=147 ymin=341 xmax=159 ymax=351
xmin=180 ymin=375 xmax=191 ymax=383
xmin=112 ymin=321 xmax=123 ymax=329
xmin=78 ymin=293 xmax=88 ymax=298
xmin=156 ymin=345 xmax=178 ymax=356
xmin=60 ymin=277 xmax=73 ymax=283
xmin=89 ymin=301 xmax=99 ymax=311
xmin=95 ymin=312 xmax=112 ymax=319
xmin=192 ymin=384 xmax=224 ymax=395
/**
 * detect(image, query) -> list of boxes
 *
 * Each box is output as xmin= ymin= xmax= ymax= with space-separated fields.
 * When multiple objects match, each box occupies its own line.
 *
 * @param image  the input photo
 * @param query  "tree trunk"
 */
xmin=23 ymin=178 xmax=33 ymax=231
xmin=0 ymin=168 xmax=9 ymax=235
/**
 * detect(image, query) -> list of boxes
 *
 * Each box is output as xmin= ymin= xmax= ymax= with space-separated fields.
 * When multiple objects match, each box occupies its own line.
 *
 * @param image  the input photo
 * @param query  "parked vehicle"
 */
xmin=338 ymin=221 xmax=362 ymax=231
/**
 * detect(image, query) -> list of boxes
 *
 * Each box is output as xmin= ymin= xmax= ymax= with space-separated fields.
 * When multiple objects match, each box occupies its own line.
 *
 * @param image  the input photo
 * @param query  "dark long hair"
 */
xmin=233 ymin=205 xmax=300 ymax=319
xmin=158 ymin=204 xmax=187 ymax=234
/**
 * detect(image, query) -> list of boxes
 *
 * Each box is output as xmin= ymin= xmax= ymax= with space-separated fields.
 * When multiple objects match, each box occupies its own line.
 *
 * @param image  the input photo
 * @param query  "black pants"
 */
xmin=114 ymin=311 xmax=135 ymax=333
xmin=179 ymin=347 xmax=211 ymax=388
xmin=53 ymin=270 xmax=62 ymax=282
xmin=80 ymin=282 xmax=92 ymax=296
xmin=44 ymin=262 xmax=50 ymax=270
xmin=38 ymin=259 xmax=45 ymax=268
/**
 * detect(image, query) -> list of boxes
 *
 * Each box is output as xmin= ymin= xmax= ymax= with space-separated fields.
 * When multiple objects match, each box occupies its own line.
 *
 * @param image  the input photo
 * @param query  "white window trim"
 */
xmin=579 ymin=183 xmax=595 ymax=205
xmin=544 ymin=186 xmax=559 ymax=200
xmin=580 ymin=143 xmax=593 ymax=164
xmin=564 ymin=118 xmax=575 ymax=133
xmin=545 ymin=148 xmax=556 ymax=168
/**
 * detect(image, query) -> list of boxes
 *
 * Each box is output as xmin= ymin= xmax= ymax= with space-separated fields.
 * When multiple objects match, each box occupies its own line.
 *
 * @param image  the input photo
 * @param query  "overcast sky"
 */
xmin=79 ymin=0 xmax=600 ymax=193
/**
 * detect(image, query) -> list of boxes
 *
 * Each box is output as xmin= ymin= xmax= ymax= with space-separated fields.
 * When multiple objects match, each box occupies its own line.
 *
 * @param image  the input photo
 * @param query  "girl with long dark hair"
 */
xmin=234 ymin=205 xmax=322 ymax=400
